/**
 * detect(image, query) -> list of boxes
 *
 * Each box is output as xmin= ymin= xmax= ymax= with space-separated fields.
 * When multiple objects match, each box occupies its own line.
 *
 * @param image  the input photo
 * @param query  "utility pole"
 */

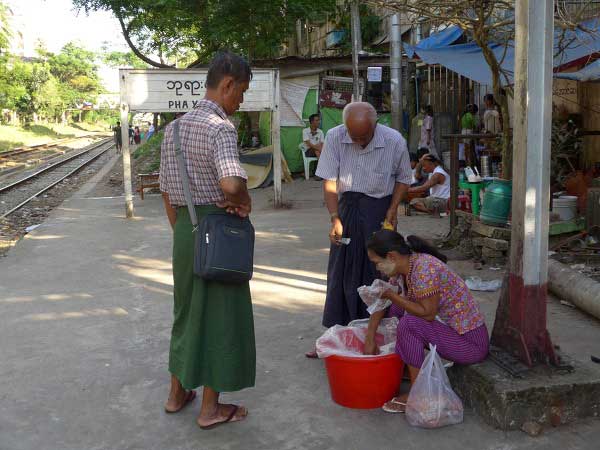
xmin=390 ymin=12 xmax=402 ymax=132
xmin=350 ymin=0 xmax=362 ymax=102
xmin=119 ymin=70 xmax=134 ymax=218
xmin=490 ymin=0 xmax=558 ymax=366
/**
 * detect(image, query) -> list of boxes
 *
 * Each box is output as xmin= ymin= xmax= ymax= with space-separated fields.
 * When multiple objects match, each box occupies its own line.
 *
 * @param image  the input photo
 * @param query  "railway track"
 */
xmin=0 ymin=138 xmax=114 ymax=218
xmin=0 ymin=133 xmax=108 ymax=169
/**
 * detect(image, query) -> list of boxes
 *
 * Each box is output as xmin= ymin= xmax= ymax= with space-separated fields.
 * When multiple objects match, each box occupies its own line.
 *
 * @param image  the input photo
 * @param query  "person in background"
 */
xmin=128 ymin=125 xmax=134 ymax=145
xmin=471 ymin=103 xmax=481 ymax=131
xmin=302 ymin=114 xmax=325 ymax=158
xmin=408 ymin=153 xmax=450 ymax=216
xmin=251 ymin=132 xmax=260 ymax=148
xmin=134 ymin=126 xmax=141 ymax=145
xmin=418 ymin=105 xmax=437 ymax=157
xmin=113 ymin=121 xmax=122 ymax=154
xmin=159 ymin=51 xmax=255 ymax=429
xmin=409 ymin=153 xmax=419 ymax=185
xmin=147 ymin=121 xmax=155 ymax=141
xmin=304 ymin=102 xmax=412 ymax=358
xmin=410 ymin=153 xmax=427 ymax=187
xmin=364 ymin=230 xmax=489 ymax=413
xmin=459 ymin=104 xmax=476 ymax=165
xmin=483 ymin=94 xmax=502 ymax=134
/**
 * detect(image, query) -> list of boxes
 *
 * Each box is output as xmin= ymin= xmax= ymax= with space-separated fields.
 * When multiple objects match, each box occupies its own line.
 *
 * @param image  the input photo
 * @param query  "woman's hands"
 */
xmin=364 ymin=335 xmax=380 ymax=356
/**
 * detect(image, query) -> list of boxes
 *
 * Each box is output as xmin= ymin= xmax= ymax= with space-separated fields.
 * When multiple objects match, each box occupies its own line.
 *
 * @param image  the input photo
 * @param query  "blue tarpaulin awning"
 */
xmin=405 ymin=25 xmax=463 ymax=58
xmin=554 ymin=59 xmax=600 ymax=82
xmin=406 ymin=18 xmax=600 ymax=86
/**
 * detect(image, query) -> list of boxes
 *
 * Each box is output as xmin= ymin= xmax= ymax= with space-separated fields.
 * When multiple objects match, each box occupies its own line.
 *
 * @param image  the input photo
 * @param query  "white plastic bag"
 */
xmin=357 ymin=279 xmax=397 ymax=315
xmin=315 ymin=317 xmax=399 ymax=358
xmin=406 ymin=344 xmax=464 ymax=428
xmin=465 ymin=277 xmax=502 ymax=292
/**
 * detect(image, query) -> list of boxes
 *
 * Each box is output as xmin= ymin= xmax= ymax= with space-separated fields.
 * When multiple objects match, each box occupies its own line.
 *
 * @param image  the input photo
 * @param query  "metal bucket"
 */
xmin=480 ymin=155 xmax=491 ymax=178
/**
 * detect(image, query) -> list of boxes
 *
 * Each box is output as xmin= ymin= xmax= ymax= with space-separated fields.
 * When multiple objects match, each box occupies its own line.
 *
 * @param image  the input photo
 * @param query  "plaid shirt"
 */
xmin=159 ymin=100 xmax=247 ymax=206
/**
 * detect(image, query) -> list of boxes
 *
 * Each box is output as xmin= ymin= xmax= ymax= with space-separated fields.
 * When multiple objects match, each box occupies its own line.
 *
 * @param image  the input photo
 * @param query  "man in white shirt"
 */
xmin=302 ymin=114 xmax=325 ymax=158
xmin=408 ymin=154 xmax=450 ymax=215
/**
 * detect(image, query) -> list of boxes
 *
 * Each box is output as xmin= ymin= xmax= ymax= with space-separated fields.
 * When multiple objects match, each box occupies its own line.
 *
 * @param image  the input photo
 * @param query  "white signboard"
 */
xmin=367 ymin=66 xmax=383 ymax=82
xmin=120 ymin=69 xmax=276 ymax=112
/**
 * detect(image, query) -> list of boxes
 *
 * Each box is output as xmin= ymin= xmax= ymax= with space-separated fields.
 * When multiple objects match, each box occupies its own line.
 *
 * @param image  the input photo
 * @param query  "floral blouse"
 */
xmin=393 ymin=253 xmax=485 ymax=335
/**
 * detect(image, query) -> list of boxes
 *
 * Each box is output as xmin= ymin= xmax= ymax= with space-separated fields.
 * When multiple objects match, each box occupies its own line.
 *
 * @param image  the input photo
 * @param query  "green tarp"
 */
xmin=258 ymin=90 xmax=395 ymax=174
xmin=257 ymin=88 xmax=319 ymax=174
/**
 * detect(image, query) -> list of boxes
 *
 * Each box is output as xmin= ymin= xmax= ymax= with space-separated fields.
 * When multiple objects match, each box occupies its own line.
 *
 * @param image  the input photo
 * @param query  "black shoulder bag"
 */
xmin=173 ymin=120 xmax=255 ymax=284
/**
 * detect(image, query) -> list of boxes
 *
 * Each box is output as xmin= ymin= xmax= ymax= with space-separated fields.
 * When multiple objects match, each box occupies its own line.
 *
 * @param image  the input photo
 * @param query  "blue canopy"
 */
xmin=405 ymin=25 xmax=463 ymax=58
xmin=554 ymin=59 xmax=600 ymax=82
xmin=406 ymin=18 xmax=600 ymax=86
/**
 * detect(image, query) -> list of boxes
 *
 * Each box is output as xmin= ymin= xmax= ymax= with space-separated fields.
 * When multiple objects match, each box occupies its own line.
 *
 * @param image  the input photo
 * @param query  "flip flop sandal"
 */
xmin=305 ymin=349 xmax=319 ymax=359
xmin=199 ymin=405 xmax=241 ymax=430
xmin=164 ymin=390 xmax=196 ymax=414
xmin=382 ymin=398 xmax=406 ymax=414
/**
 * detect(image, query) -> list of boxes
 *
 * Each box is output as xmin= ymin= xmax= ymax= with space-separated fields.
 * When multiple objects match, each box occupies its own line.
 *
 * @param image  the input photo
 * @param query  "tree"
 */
xmin=72 ymin=0 xmax=338 ymax=66
xmin=43 ymin=42 xmax=102 ymax=104
xmin=0 ymin=0 xmax=10 ymax=54
xmin=365 ymin=0 xmax=598 ymax=179
xmin=100 ymin=46 xmax=147 ymax=69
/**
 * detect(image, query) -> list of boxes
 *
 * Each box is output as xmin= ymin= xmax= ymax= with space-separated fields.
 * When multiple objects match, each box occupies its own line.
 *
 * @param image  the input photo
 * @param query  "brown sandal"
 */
xmin=198 ymin=405 xmax=242 ymax=430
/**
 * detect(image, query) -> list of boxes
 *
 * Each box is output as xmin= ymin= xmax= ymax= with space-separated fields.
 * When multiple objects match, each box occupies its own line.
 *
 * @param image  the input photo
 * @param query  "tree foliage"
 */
xmin=0 ymin=0 xmax=10 ymax=53
xmin=72 ymin=0 xmax=338 ymax=66
xmin=100 ymin=47 xmax=147 ymax=69
xmin=0 ymin=42 xmax=102 ymax=124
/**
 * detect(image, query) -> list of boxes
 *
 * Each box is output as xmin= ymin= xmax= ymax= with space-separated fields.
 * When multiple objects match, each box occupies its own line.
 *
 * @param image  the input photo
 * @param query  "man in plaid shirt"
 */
xmin=160 ymin=52 xmax=254 ymax=430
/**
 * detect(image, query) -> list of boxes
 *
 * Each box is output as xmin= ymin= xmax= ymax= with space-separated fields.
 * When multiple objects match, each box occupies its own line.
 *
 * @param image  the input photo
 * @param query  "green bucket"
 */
xmin=480 ymin=179 xmax=512 ymax=226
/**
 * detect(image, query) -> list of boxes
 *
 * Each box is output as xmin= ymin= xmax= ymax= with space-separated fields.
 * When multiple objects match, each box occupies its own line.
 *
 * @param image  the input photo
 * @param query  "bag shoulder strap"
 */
xmin=173 ymin=120 xmax=199 ymax=230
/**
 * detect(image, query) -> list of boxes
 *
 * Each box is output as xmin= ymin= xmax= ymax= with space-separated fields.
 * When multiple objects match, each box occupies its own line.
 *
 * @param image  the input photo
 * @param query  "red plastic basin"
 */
xmin=323 ymin=329 xmax=404 ymax=409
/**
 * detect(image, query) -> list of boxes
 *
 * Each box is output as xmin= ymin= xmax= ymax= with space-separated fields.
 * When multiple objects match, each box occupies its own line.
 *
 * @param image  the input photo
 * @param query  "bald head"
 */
xmin=343 ymin=102 xmax=378 ymax=148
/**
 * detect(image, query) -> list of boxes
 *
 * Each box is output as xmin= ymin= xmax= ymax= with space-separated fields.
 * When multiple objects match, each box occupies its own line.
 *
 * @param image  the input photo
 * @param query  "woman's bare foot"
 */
xmin=165 ymin=389 xmax=196 ymax=413
xmin=197 ymin=403 xmax=248 ymax=429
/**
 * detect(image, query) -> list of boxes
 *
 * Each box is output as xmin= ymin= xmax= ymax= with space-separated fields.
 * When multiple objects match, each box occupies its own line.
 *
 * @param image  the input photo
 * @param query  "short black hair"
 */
xmin=417 ymin=147 xmax=429 ymax=158
xmin=422 ymin=153 xmax=440 ymax=164
xmin=409 ymin=152 xmax=419 ymax=162
xmin=484 ymin=94 xmax=495 ymax=103
xmin=309 ymin=114 xmax=320 ymax=124
xmin=206 ymin=51 xmax=253 ymax=89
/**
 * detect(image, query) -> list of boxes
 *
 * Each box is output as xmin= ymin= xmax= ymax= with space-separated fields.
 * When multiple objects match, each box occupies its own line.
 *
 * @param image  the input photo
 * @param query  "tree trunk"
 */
xmin=479 ymin=41 xmax=513 ymax=180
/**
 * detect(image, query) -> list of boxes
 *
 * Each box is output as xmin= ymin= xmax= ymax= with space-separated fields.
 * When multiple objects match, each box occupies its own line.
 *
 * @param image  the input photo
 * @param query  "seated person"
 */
xmin=408 ymin=154 xmax=450 ymax=215
xmin=301 ymin=114 xmax=324 ymax=158
xmin=410 ymin=151 xmax=428 ymax=187
xmin=364 ymin=230 xmax=489 ymax=413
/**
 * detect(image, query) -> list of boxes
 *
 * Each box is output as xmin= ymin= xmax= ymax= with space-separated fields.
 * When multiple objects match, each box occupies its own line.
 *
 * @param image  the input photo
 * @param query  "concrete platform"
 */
xmin=449 ymin=357 xmax=600 ymax=430
xmin=1 ymin=171 xmax=600 ymax=449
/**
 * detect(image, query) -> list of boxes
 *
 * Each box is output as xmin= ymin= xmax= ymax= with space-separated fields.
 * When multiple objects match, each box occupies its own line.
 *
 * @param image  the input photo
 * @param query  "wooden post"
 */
xmin=490 ymin=0 xmax=558 ymax=366
xmin=449 ymin=136 xmax=458 ymax=230
xmin=272 ymin=70 xmax=283 ymax=208
xmin=119 ymin=70 xmax=134 ymax=218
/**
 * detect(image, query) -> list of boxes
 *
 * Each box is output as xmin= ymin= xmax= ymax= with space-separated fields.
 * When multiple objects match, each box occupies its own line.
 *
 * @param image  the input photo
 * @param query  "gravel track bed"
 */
xmin=0 ymin=142 xmax=116 ymax=256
